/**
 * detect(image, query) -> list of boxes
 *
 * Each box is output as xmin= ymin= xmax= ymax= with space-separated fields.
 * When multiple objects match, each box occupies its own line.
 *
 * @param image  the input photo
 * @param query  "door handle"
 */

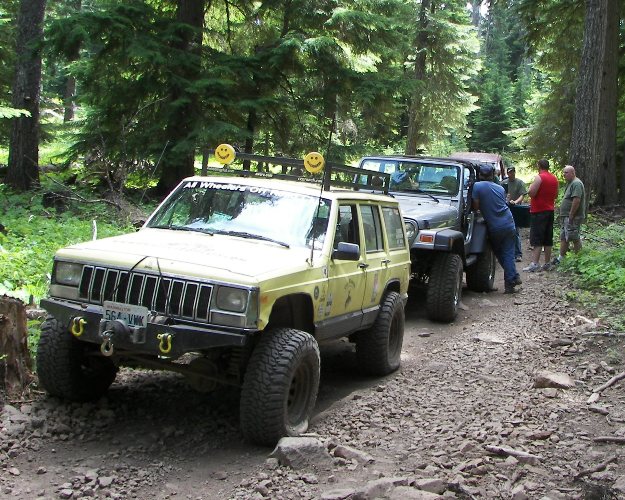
xmin=358 ymin=263 xmax=369 ymax=269
xmin=381 ymin=259 xmax=391 ymax=265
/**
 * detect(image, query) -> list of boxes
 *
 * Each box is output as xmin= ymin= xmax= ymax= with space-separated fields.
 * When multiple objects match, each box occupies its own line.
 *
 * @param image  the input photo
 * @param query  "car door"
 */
xmin=318 ymin=203 xmax=368 ymax=340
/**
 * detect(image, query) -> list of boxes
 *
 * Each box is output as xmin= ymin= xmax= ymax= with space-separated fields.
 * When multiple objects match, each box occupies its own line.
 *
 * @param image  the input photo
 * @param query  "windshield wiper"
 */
xmin=150 ymin=225 xmax=214 ymax=235
xmin=398 ymin=188 xmax=439 ymax=203
xmin=213 ymin=230 xmax=290 ymax=248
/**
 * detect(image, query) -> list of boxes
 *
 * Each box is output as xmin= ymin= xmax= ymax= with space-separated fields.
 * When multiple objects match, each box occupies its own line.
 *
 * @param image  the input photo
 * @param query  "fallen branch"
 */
xmin=593 ymin=371 xmax=625 ymax=393
xmin=593 ymin=436 xmax=625 ymax=444
xmin=45 ymin=175 xmax=123 ymax=210
xmin=574 ymin=454 xmax=617 ymax=479
xmin=484 ymin=444 xmax=542 ymax=464
xmin=582 ymin=331 xmax=625 ymax=337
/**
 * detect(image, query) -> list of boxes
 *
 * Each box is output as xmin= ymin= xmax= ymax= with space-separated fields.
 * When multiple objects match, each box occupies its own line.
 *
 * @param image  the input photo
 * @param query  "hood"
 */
xmin=56 ymin=228 xmax=313 ymax=283
xmin=394 ymin=196 xmax=459 ymax=229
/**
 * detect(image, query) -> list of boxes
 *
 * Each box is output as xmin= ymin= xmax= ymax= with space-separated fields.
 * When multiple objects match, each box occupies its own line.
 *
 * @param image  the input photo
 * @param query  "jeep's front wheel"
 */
xmin=36 ymin=316 xmax=117 ymax=401
xmin=356 ymin=291 xmax=404 ymax=376
xmin=466 ymin=243 xmax=496 ymax=292
xmin=240 ymin=328 xmax=320 ymax=446
xmin=426 ymin=253 xmax=463 ymax=323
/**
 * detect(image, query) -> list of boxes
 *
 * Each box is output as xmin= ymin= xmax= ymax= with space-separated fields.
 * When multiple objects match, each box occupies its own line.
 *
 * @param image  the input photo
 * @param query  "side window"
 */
xmin=382 ymin=207 xmax=406 ymax=250
xmin=334 ymin=204 xmax=360 ymax=250
xmin=361 ymin=205 xmax=384 ymax=252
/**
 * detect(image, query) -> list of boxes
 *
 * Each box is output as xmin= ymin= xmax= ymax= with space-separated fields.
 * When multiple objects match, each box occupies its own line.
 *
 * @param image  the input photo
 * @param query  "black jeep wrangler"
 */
xmin=356 ymin=155 xmax=496 ymax=322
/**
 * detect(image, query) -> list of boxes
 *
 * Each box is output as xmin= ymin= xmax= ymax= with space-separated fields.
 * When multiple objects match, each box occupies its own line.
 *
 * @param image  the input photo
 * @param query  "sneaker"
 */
xmin=515 ymin=256 xmax=523 ymax=262
xmin=504 ymin=286 xmax=520 ymax=294
xmin=542 ymin=262 xmax=555 ymax=271
xmin=513 ymin=276 xmax=522 ymax=286
xmin=551 ymin=256 xmax=561 ymax=265
xmin=523 ymin=262 xmax=541 ymax=272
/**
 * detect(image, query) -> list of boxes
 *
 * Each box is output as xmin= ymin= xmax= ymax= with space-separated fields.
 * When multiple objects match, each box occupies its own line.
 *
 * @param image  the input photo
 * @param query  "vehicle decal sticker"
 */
xmin=314 ymin=286 xmax=319 ymax=300
xmin=325 ymin=293 xmax=333 ymax=317
xmin=371 ymin=271 xmax=380 ymax=303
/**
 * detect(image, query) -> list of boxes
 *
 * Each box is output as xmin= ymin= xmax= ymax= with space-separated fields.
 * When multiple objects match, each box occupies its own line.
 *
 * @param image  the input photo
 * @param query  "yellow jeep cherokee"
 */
xmin=36 ymin=149 xmax=410 ymax=446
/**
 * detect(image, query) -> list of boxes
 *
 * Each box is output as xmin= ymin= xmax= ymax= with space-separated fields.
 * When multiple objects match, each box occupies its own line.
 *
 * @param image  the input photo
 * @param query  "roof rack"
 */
xmin=206 ymin=148 xmax=391 ymax=194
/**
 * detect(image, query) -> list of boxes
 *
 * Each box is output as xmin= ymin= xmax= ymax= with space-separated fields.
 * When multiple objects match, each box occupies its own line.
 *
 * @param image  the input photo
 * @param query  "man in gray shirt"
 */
xmin=503 ymin=166 xmax=528 ymax=262
xmin=554 ymin=165 xmax=586 ymax=263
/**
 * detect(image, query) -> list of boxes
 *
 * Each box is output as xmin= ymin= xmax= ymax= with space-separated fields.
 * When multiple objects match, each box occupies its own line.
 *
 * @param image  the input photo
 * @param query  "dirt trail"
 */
xmin=2 ymin=244 xmax=625 ymax=499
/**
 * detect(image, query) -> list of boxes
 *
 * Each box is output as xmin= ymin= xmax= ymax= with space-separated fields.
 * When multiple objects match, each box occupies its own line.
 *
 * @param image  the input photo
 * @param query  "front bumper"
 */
xmin=41 ymin=297 xmax=253 ymax=359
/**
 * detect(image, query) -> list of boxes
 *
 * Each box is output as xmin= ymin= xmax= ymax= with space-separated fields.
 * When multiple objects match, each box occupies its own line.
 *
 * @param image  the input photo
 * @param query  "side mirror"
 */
xmin=332 ymin=242 xmax=360 ymax=261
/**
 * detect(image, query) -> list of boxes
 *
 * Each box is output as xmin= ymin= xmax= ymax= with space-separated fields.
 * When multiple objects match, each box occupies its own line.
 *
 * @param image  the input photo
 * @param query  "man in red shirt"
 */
xmin=523 ymin=159 xmax=559 ymax=272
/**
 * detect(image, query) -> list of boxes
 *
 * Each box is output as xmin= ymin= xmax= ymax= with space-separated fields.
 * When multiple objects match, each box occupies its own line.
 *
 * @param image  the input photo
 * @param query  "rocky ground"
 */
xmin=2 ymin=245 xmax=625 ymax=499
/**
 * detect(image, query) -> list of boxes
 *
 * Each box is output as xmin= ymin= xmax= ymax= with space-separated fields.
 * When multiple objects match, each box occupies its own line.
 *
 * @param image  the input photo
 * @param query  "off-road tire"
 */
xmin=426 ymin=253 xmax=463 ymax=323
xmin=36 ymin=315 xmax=117 ymax=402
xmin=240 ymin=328 xmax=320 ymax=446
xmin=356 ymin=291 xmax=404 ymax=376
xmin=466 ymin=243 xmax=496 ymax=292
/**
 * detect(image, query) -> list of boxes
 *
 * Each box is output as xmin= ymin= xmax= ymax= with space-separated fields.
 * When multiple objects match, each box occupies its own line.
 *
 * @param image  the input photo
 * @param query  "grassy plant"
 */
xmin=606 ymin=347 xmax=622 ymax=366
xmin=0 ymin=180 xmax=137 ymax=302
xmin=560 ymin=221 xmax=625 ymax=329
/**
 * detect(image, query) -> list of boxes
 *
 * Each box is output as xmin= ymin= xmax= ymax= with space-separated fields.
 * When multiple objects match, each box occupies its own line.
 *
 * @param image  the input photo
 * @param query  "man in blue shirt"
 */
xmin=472 ymin=165 xmax=522 ymax=294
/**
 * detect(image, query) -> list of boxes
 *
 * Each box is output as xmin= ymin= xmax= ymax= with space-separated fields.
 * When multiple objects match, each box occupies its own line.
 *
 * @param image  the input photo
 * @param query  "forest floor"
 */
xmin=2 ymin=229 xmax=625 ymax=500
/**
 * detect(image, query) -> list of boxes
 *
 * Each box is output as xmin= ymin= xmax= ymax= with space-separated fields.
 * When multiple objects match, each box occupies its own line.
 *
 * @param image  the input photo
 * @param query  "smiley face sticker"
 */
xmin=303 ymin=152 xmax=325 ymax=174
xmin=214 ymin=144 xmax=236 ymax=165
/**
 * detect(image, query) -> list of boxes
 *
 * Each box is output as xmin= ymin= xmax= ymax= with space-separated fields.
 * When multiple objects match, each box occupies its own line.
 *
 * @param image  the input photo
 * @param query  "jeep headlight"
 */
xmin=404 ymin=221 xmax=418 ymax=244
xmin=215 ymin=286 xmax=248 ymax=313
xmin=54 ymin=262 xmax=83 ymax=287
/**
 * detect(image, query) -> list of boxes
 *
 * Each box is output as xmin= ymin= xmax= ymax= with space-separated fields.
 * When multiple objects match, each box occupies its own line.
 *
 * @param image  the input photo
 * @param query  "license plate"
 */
xmin=103 ymin=301 xmax=149 ymax=328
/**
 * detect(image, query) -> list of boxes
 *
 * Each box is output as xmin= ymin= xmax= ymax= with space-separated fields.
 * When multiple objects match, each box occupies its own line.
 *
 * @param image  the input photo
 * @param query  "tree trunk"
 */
xmin=62 ymin=0 xmax=82 ymax=123
xmin=596 ymin=0 xmax=618 ymax=205
xmin=405 ymin=0 xmax=431 ymax=155
xmin=470 ymin=0 xmax=481 ymax=27
xmin=7 ymin=0 xmax=46 ymax=191
xmin=568 ymin=0 xmax=607 ymax=203
xmin=0 ymin=296 xmax=33 ymax=401
xmin=156 ymin=0 xmax=205 ymax=195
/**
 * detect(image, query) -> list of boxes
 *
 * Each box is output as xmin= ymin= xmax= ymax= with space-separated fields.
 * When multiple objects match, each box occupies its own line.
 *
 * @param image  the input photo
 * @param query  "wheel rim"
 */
xmin=454 ymin=265 xmax=462 ymax=307
xmin=287 ymin=358 xmax=315 ymax=429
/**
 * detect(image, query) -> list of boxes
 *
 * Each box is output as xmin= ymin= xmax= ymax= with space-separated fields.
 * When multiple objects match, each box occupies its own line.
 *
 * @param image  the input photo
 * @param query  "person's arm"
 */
xmin=472 ymin=184 xmax=480 ymax=211
xmin=472 ymin=198 xmax=480 ymax=211
xmin=528 ymin=175 xmax=541 ymax=198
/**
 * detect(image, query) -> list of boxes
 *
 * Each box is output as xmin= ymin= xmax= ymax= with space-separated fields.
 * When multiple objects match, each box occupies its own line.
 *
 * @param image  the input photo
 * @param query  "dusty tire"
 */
xmin=36 ymin=315 xmax=117 ymax=402
xmin=356 ymin=291 xmax=404 ymax=376
xmin=240 ymin=328 xmax=320 ymax=446
xmin=426 ymin=253 xmax=463 ymax=323
xmin=466 ymin=243 xmax=496 ymax=292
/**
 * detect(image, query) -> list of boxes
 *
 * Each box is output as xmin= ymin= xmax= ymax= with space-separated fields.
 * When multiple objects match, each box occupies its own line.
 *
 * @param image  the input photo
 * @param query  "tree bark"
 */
xmin=596 ymin=0 xmax=618 ymax=205
xmin=156 ymin=0 xmax=205 ymax=195
xmin=61 ymin=0 xmax=82 ymax=122
xmin=0 ymin=296 xmax=33 ymax=401
xmin=405 ymin=0 xmax=431 ymax=155
xmin=568 ymin=0 xmax=607 ymax=203
xmin=7 ymin=0 xmax=47 ymax=191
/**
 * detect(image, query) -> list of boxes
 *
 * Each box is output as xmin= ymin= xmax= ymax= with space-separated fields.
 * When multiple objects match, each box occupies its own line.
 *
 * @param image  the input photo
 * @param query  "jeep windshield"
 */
xmin=147 ymin=180 xmax=330 ymax=250
xmin=358 ymin=159 xmax=460 ymax=197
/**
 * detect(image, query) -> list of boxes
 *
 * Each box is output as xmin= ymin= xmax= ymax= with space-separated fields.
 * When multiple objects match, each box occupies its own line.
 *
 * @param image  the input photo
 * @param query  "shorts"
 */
xmin=560 ymin=216 xmax=583 ymax=242
xmin=529 ymin=210 xmax=554 ymax=247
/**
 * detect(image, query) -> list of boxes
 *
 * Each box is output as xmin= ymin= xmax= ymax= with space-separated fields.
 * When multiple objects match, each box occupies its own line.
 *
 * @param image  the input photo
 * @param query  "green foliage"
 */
xmin=0 ymin=180 xmax=136 ymax=303
xmin=559 ymin=221 xmax=625 ymax=328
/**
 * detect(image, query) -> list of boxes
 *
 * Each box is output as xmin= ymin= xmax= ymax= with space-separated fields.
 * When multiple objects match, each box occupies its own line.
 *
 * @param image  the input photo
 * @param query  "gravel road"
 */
xmin=2 ymin=252 xmax=625 ymax=499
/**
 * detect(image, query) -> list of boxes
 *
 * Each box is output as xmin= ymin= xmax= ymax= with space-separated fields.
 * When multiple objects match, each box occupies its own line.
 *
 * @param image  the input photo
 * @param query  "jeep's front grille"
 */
xmin=78 ymin=266 xmax=213 ymax=322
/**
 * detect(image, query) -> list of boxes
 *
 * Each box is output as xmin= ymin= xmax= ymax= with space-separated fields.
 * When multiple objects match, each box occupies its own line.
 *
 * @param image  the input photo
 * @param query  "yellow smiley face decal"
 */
xmin=214 ymin=144 xmax=236 ymax=164
xmin=303 ymin=152 xmax=325 ymax=174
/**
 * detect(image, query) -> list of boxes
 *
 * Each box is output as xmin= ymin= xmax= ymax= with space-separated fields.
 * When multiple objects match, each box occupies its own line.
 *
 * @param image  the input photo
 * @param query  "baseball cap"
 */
xmin=506 ymin=166 xmax=515 ymax=173
xmin=479 ymin=164 xmax=494 ymax=177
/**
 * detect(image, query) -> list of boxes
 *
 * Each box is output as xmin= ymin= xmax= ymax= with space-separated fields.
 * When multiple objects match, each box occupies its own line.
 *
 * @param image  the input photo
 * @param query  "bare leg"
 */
xmin=573 ymin=239 xmax=582 ymax=252
xmin=544 ymin=246 xmax=552 ymax=264
xmin=531 ymin=246 xmax=541 ymax=265
xmin=560 ymin=239 xmax=570 ymax=258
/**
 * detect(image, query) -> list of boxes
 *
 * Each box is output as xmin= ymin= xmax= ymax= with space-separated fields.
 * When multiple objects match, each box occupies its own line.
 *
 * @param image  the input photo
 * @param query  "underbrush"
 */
xmin=1 ymin=176 xmax=143 ymax=357
xmin=559 ymin=219 xmax=625 ymax=330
